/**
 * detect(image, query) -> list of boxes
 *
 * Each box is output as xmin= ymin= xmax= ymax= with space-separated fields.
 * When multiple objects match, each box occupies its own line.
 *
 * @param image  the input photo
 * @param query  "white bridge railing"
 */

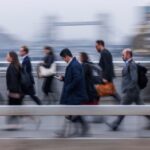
xmin=0 ymin=105 xmax=149 ymax=116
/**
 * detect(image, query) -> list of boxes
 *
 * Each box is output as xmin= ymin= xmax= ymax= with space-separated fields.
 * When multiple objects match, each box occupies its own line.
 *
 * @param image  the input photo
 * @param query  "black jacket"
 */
xmin=82 ymin=62 xmax=98 ymax=101
xmin=22 ymin=56 xmax=35 ymax=95
xmin=6 ymin=64 xmax=22 ymax=93
xmin=99 ymin=49 xmax=115 ymax=82
xmin=43 ymin=54 xmax=55 ymax=68
xmin=22 ymin=56 xmax=34 ymax=84
xmin=42 ymin=54 xmax=55 ymax=95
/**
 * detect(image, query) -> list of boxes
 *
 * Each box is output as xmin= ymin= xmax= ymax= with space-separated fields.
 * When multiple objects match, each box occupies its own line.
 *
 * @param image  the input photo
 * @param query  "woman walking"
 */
xmin=6 ymin=51 xmax=23 ymax=129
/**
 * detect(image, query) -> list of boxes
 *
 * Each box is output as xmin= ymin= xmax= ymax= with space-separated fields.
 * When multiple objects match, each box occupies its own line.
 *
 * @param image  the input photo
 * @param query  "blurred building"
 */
xmin=132 ymin=5 xmax=150 ymax=53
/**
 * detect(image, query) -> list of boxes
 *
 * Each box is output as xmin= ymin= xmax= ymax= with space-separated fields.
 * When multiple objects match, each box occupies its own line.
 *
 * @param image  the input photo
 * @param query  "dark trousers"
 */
xmin=29 ymin=95 xmax=42 ymax=105
xmin=8 ymin=97 xmax=23 ymax=105
xmin=111 ymin=92 xmax=121 ymax=104
xmin=7 ymin=97 xmax=23 ymax=124
xmin=113 ymin=92 xmax=150 ymax=128
xmin=22 ymin=85 xmax=42 ymax=105
xmin=66 ymin=115 xmax=88 ymax=134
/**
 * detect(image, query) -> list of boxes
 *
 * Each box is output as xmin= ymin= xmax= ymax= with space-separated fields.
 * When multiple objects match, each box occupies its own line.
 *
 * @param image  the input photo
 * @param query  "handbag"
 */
xmin=38 ymin=62 xmax=56 ymax=78
xmin=95 ymin=82 xmax=116 ymax=96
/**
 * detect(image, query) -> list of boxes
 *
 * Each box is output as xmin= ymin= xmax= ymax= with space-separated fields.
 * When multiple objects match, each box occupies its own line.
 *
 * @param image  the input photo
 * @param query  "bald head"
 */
xmin=122 ymin=48 xmax=133 ymax=61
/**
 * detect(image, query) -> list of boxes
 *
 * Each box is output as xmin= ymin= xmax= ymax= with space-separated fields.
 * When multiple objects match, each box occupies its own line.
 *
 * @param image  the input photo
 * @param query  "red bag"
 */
xmin=96 ymin=82 xmax=116 ymax=96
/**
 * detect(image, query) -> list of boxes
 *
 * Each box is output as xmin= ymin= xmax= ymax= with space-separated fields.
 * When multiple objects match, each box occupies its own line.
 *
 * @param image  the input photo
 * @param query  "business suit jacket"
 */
xmin=22 ymin=56 xmax=35 ymax=95
xmin=122 ymin=59 xmax=140 ymax=95
xmin=60 ymin=57 xmax=88 ymax=105
xmin=99 ymin=49 xmax=115 ymax=82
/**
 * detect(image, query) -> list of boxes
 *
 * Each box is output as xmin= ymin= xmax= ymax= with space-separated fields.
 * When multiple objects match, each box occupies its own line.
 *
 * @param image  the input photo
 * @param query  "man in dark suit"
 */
xmin=60 ymin=49 xmax=88 ymax=105
xmin=96 ymin=40 xmax=121 ymax=103
xmin=19 ymin=46 xmax=42 ymax=105
xmin=96 ymin=40 xmax=115 ymax=83
xmin=106 ymin=48 xmax=150 ymax=131
xmin=57 ymin=48 xmax=89 ymax=137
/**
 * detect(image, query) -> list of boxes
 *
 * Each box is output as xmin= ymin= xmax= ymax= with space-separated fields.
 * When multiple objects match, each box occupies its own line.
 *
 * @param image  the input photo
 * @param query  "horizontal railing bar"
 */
xmin=0 ymin=60 xmax=150 ymax=64
xmin=0 ymin=105 xmax=149 ymax=116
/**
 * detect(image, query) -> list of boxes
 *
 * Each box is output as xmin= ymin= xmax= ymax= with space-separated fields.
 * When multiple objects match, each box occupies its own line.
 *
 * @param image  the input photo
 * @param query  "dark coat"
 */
xmin=22 ymin=56 xmax=35 ymax=95
xmin=82 ymin=62 xmax=98 ymax=101
xmin=43 ymin=54 xmax=55 ymax=68
xmin=6 ymin=64 xmax=22 ymax=93
xmin=99 ymin=49 xmax=115 ymax=82
xmin=60 ymin=58 xmax=89 ymax=105
xmin=42 ymin=54 xmax=55 ymax=95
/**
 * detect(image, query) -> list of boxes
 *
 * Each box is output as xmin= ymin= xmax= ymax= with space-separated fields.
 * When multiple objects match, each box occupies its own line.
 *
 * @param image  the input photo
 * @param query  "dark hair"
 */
xmin=44 ymin=46 xmax=54 ymax=55
xmin=96 ymin=40 xmax=105 ymax=47
xmin=80 ymin=52 xmax=89 ymax=62
xmin=9 ymin=51 xmax=21 ymax=71
xmin=21 ymin=46 xmax=29 ymax=54
xmin=60 ymin=48 xmax=72 ymax=57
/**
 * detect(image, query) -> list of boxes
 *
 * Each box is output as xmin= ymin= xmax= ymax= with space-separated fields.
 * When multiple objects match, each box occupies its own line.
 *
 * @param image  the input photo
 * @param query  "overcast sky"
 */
xmin=0 ymin=0 xmax=150 ymax=43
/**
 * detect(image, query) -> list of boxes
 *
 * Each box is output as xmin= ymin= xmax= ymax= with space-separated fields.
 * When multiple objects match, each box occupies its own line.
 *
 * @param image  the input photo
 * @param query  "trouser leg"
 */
xmin=30 ymin=95 xmax=42 ymax=105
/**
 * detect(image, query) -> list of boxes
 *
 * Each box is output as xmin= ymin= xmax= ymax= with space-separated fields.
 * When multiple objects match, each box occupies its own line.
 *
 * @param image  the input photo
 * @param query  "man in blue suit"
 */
xmin=60 ymin=49 xmax=88 ymax=105
xmin=19 ymin=46 xmax=42 ymax=105
xmin=58 ymin=48 xmax=89 ymax=137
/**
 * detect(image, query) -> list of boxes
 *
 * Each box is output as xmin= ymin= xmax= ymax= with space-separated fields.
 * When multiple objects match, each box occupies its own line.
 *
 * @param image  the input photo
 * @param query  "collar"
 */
xmin=23 ymin=54 xmax=28 ymax=60
xmin=67 ymin=57 xmax=73 ymax=66
xmin=125 ymin=58 xmax=132 ymax=64
xmin=125 ymin=58 xmax=133 ymax=66
xmin=100 ymin=48 xmax=105 ymax=53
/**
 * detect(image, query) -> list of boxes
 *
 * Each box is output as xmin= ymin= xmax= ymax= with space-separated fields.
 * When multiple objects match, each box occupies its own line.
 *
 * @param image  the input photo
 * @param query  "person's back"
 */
xmin=96 ymin=40 xmax=115 ymax=83
xmin=99 ymin=49 xmax=115 ymax=82
xmin=79 ymin=52 xmax=99 ymax=103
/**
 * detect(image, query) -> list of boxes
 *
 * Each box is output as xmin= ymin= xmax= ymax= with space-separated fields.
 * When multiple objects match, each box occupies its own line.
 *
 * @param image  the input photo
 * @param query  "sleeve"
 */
xmin=127 ymin=63 xmax=138 ymax=90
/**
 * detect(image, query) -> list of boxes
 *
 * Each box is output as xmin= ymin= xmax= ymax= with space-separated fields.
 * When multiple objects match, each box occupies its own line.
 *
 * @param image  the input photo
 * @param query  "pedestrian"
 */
xmin=106 ymin=48 xmax=150 ymax=131
xmin=79 ymin=52 xmax=99 ymax=105
xmin=40 ymin=46 xmax=55 ymax=104
xmin=56 ymin=48 xmax=89 ymax=137
xmin=6 ymin=51 xmax=23 ymax=129
xmin=95 ymin=40 xmax=121 ymax=103
xmin=19 ymin=46 xmax=42 ymax=105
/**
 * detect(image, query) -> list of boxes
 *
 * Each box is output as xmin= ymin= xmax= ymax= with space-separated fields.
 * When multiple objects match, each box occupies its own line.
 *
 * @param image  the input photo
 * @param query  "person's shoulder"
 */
xmin=7 ymin=64 xmax=16 ymax=72
xmin=25 ymin=56 xmax=31 ymax=63
xmin=129 ymin=60 xmax=137 ymax=69
xmin=104 ymin=49 xmax=111 ymax=54
xmin=71 ymin=58 xmax=81 ymax=68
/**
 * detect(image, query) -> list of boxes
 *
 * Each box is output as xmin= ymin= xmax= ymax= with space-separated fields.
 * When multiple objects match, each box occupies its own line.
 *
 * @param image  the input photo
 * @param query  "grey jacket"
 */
xmin=122 ymin=59 xmax=140 ymax=94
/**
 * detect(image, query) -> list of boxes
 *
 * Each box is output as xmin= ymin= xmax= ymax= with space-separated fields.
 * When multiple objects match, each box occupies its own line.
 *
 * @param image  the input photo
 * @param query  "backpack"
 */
xmin=20 ymin=66 xmax=32 ymax=90
xmin=137 ymin=64 xmax=148 ymax=90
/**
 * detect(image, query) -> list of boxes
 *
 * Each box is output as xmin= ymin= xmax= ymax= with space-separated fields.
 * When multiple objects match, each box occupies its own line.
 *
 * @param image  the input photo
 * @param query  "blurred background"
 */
xmin=0 ymin=0 xmax=150 ymax=61
xmin=0 ymin=0 xmax=150 ymax=144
